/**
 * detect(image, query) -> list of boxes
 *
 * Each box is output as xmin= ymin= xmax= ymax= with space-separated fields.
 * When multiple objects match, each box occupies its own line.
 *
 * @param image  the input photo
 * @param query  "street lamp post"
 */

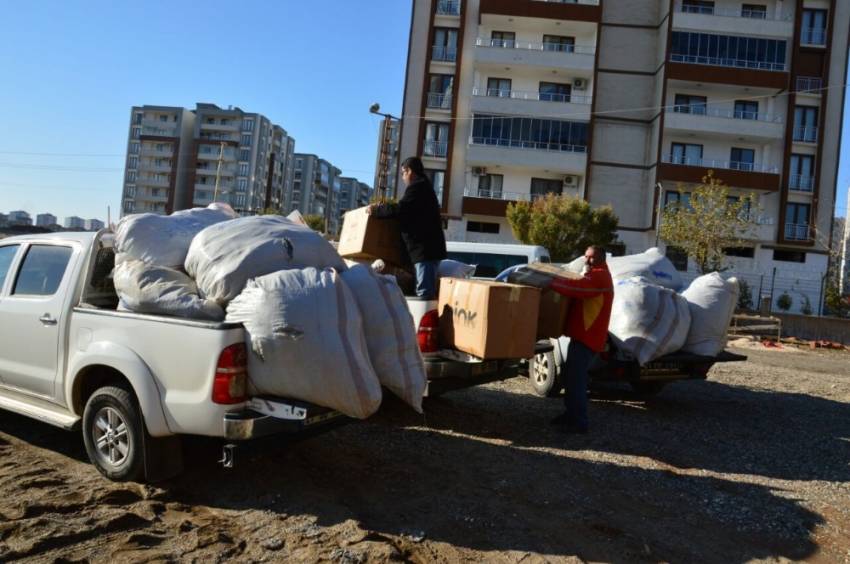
xmin=370 ymin=103 xmax=400 ymax=202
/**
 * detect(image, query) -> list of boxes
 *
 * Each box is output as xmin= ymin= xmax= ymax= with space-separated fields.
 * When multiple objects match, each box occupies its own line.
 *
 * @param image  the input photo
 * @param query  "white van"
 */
xmin=445 ymin=242 xmax=550 ymax=279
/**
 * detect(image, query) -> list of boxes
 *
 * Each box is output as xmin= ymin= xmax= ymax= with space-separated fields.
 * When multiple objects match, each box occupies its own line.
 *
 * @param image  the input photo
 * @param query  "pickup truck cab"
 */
xmin=0 ymin=231 xmax=344 ymax=482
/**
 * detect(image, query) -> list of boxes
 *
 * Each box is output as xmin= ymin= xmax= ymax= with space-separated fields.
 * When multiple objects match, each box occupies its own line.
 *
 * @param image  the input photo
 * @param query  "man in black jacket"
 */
xmin=368 ymin=156 xmax=447 ymax=299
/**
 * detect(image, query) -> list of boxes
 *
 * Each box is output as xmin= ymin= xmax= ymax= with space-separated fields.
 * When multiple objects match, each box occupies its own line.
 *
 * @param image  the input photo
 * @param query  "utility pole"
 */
xmin=213 ymin=142 xmax=225 ymax=202
xmin=370 ymin=103 xmax=400 ymax=203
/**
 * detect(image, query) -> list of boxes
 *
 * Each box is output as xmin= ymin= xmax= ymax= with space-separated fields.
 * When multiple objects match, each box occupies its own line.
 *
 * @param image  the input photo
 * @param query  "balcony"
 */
xmin=200 ymin=121 xmax=240 ymax=132
xmin=471 ymin=87 xmax=591 ymax=120
xmin=141 ymin=125 xmax=177 ymax=137
xmin=789 ymin=174 xmax=815 ymax=193
xmin=796 ymin=76 xmax=823 ymax=95
xmin=424 ymin=139 xmax=449 ymax=158
xmin=793 ymin=126 xmax=818 ymax=144
xmin=658 ymin=155 xmax=781 ymax=191
xmin=784 ymin=223 xmax=811 ymax=241
xmin=801 ymin=28 xmax=827 ymax=47
xmin=468 ymin=137 xmax=587 ymax=172
xmin=481 ymin=0 xmax=601 ymax=22
xmin=431 ymin=45 xmax=457 ymax=63
xmin=141 ymin=162 xmax=173 ymax=173
xmin=436 ymin=0 xmax=460 ymax=15
xmin=536 ymin=0 xmax=599 ymax=4
xmin=196 ymin=165 xmax=237 ymax=176
xmin=662 ymin=155 xmax=778 ymax=174
xmin=140 ymin=147 xmax=173 ymax=158
xmin=474 ymin=38 xmax=595 ymax=72
xmin=141 ymin=191 xmax=169 ymax=203
xmin=426 ymin=93 xmax=453 ymax=110
xmin=138 ymin=175 xmax=170 ymax=187
xmin=673 ymin=2 xmax=793 ymax=38
xmin=664 ymin=105 xmax=784 ymax=140
xmin=199 ymin=132 xmax=238 ymax=142
xmin=198 ymin=147 xmax=237 ymax=160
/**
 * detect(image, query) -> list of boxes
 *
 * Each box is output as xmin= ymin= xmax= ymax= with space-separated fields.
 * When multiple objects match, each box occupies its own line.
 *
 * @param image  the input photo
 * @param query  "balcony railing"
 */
xmin=141 ymin=126 xmax=177 ymax=137
xmin=138 ymin=175 xmax=170 ymax=186
xmin=671 ymin=105 xmax=782 ymax=123
xmin=471 ymin=137 xmax=587 ymax=154
xmin=669 ymin=53 xmax=785 ymax=71
xmin=436 ymin=0 xmax=460 ymax=15
xmin=784 ymin=223 xmax=811 ymax=240
xmin=535 ymin=0 xmax=599 ymax=5
xmin=789 ymin=174 xmax=815 ymax=192
xmin=423 ymin=139 xmax=449 ymax=158
xmin=796 ymin=76 xmax=823 ymax=94
xmin=426 ymin=93 xmax=453 ymax=109
xmin=677 ymin=3 xmax=790 ymax=20
xmin=801 ymin=28 xmax=827 ymax=46
xmin=474 ymin=37 xmax=596 ymax=55
xmin=431 ymin=45 xmax=458 ymax=62
xmin=472 ymin=87 xmax=592 ymax=105
xmin=662 ymin=154 xmax=779 ymax=173
xmin=793 ymin=126 xmax=818 ymax=143
xmin=140 ymin=148 xmax=173 ymax=157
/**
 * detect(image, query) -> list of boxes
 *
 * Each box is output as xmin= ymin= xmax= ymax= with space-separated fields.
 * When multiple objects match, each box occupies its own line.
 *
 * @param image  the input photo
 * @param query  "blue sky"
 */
xmin=0 ymin=1 xmax=848 ymax=222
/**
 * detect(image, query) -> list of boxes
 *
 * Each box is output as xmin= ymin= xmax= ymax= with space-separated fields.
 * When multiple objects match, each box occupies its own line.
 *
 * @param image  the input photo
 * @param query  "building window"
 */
xmin=530 ymin=178 xmax=562 ymax=199
xmin=432 ymin=27 xmax=458 ymax=61
xmin=742 ymin=4 xmax=767 ymax=19
xmin=673 ymin=94 xmax=707 ymax=114
xmin=801 ymin=9 xmax=828 ymax=46
xmin=734 ymin=100 xmax=759 ymax=120
xmin=238 ymin=178 xmax=248 ymax=191
xmin=241 ymin=133 xmax=252 ymax=146
xmin=784 ymin=203 xmax=810 ymax=240
xmin=427 ymin=74 xmax=454 ymax=109
xmin=130 ymin=142 xmax=140 ymax=154
xmin=159 ymin=114 xmax=168 ymax=122
xmin=665 ymin=246 xmax=689 ymax=271
xmin=128 ymin=156 xmax=138 ymax=169
xmin=477 ymin=174 xmax=503 ymax=198
xmin=724 ymin=246 xmax=755 ymax=258
xmin=486 ymin=77 xmax=512 ymax=97
xmin=665 ymin=190 xmax=692 ymax=210
xmin=670 ymin=143 xmax=703 ymax=165
xmin=436 ymin=0 xmax=460 ymax=16
xmin=730 ymin=147 xmax=755 ymax=171
xmin=131 ymin=127 xmax=141 ymax=138
xmin=467 ymin=221 xmax=500 ymax=234
xmin=471 ymin=114 xmax=588 ymax=152
xmin=789 ymin=154 xmax=815 ymax=192
xmin=126 ymin=185 xmax=136 ymax=197
xmin=773 ymin=250 xmax=806 ymax=263
xmin=490 ymin=30 xmax=515 ymax=48
xmin=243 ymin=119 xmax=255 ymax=131
xmin=539 ymin=82 xmax=572 ymax=103
xmin=124 ymin=201 xmax=135 ymax=213
xmin=126 ymin=170 xmax=136 ymax=182
xmin=670 ymin=31 xmax=787 ymax=71
xmin=240 ymin=149 xmax=251 ymax=161
xmin=424 ymin=169 xmax=445 ymax=206
xmin=134 ymin=113 xmax=143 ymax=125
xmin=793 ymin=106 xmax=819 ymax=142
xmin=542 ymin=35 xmax=575 ymax=53
xmin=239 ymin=163 xmax=249 ymax=176
xmin=424 ymin=122 xmax=450 ymax=157
xmin=681 ymin=0 xmax=714 ymax=14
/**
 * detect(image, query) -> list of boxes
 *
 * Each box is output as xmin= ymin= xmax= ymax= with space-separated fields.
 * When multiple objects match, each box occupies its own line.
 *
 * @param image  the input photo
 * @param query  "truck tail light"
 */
xmin=213 ymin=343 xmax=248 ymax=404
xmin=417 ymin=309 xmax=440 ymax=354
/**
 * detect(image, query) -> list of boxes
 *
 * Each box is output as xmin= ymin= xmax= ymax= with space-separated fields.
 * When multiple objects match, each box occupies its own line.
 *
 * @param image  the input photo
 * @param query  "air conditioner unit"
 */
xmin=563 ymin=175 xmax=577 ymax=187
xmin=472 ymin=167 xmax=487 ymax=176
xmin=573 ymin=78 xmax=586 ymax=90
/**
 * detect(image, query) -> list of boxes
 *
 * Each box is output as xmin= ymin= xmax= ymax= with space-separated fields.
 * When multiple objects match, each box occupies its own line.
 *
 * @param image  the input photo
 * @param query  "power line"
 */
xmin=0 ymin=150 xmax=124 ymax=157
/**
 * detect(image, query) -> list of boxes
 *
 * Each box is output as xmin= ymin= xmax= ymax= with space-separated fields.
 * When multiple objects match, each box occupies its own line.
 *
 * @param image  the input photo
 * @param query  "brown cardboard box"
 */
xmin=337 ymin=206 xmax=406 ymax=267
xmin=507 ymin=262 xmax=583 ymax=289
xmin=537 ymin=290 xmax=570 ymax=339
xmin=438 ymin=278 xmax=541 ymax=359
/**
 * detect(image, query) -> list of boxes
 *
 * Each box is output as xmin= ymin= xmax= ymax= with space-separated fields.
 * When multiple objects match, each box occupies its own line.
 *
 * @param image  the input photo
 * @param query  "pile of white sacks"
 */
xmin=112 ymin=204 xmax=440 ymax=419
xmin=565 ymin=248 xmax=739 ymax=364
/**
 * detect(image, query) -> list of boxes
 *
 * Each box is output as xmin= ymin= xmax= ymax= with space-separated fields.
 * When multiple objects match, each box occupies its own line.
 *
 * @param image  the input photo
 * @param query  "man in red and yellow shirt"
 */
xmin=549 ymin=246 xmax=614 ymax=434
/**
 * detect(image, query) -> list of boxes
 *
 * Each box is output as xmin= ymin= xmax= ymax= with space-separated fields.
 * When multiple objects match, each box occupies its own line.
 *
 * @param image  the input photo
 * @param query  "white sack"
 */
xmin=225 ymin=268 xmax=382 ymax=419
xmin=286 ymin=209 xmax=309 ymax=227
xmin=566 ymin=248 xmax=683 ymax=291
xmin=609 ymin=277 xmax=692 ymax=365
xmin=113 ymin=259 xmax=224 ymax=321
xmin=438 ymin=259 xmax=476 ymax=279
xmin=185 ymin=215 xmax=347 ymax=305
xmin=681 ymin=273 xmax=739 ymax=356
xmin=340 ymin=265 xmax=426 ymax=412
xmin=114 ymin=204 xmax=237 ymax=268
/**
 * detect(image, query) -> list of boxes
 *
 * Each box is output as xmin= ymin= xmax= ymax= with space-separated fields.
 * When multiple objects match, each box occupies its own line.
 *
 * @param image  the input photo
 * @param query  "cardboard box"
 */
xmin=438 ymin=278 xmax=541 ymax=359
xmin=507 ymin=262 xmax=583 ymax=289
xmin=537 ymin=290 xmax=570 ymax=339
xmin=337 ymin=206 xmax=406 ymax=267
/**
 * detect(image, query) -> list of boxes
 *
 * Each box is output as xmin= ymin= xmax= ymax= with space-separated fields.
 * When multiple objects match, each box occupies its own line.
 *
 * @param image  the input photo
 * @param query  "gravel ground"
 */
xmin=0 ymin=344 xmax=848 ymax=563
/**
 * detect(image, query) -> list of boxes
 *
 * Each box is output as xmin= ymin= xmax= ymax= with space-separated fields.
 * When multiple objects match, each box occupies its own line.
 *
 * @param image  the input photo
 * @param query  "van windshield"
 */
xmin=447 ymin=252 xmax=528 ymax=279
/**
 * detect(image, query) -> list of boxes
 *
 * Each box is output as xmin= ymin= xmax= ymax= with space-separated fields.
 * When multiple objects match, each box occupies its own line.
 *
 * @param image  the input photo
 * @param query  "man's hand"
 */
xmin=366 ymin=204 xmax=375 ymax=215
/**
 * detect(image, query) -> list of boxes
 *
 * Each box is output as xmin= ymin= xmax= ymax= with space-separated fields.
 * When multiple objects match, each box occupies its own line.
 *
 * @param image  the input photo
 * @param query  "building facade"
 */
xmin=8 ymin=211 xmax=32 ymax=226
xmin=291 ymin=154 xmax=343 ymax=229
xmin=374 ymin=118 xmax=401 ymax=200
xmin=337 ymin=177 xmax=374 ymax=223
xmin=86 ymin=219 xmax=105 ymax=231
xmin=400 ymin=0 xmax=849 ymax=309
xmin=35 ymin=213 xmax=57 ymax=227
xmin=64 ymin=216 xmax=86 ymax=229
xmin=120 ymin=104 xmax=296 ymax=217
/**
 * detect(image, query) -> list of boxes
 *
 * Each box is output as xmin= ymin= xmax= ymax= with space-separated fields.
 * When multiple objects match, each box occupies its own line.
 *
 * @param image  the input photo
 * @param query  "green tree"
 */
xmin=258 ymin=207 xmax=281 ymax=216
xmin=776 ymin=291 xmax=793 ymax=312
xmin=659 ymin=171 xmax=761 ymax=273
xmin=824 ymin=282 xmax=850 ymax=318
xmin=506 ymin=193 xmax=619 ymax=262
xmin=737 ymin=279 xmax=753 ymax=312
xmin=303 ymin=214 xmax=326 ymax=233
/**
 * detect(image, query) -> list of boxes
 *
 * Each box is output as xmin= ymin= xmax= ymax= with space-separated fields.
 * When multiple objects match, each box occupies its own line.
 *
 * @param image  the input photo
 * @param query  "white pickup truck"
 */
xmin=0 ymin=230 xmax=545 ymax=482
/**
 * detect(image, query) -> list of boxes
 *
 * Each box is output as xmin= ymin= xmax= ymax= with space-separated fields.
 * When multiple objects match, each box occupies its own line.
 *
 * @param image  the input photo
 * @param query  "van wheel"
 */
xmin=630 ymin=381 xmax=667 ymax=396
xmin=529 ymin=351 xmax=561 ymax=397
xmin=82 ymin=385 xmax=145 ymax=482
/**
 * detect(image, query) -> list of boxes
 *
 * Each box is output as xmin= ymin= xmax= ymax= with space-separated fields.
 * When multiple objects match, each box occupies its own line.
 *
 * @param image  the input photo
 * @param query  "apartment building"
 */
xmin=64 ymin=216 xmax=86 ymax=229
xmin=86 ymin=219 xmax=105 ymax=231
xmin=121 ymin=104 xmax=296 ymax=217
xmin=8 ymin=211 xmax=32 ymax=226
xmin=337 ymin=177 xmax=373 ymax=215
xmin=36 ymin=213 xmax=57 ymax=227
xmin=374 ymin=118 xmax=401 ymax=199
xmin=400 ymin=0 xmax=849 ymax=299
xmin=0 ymin=214 xmax=7 ymax=228
xmin=291 ymin=153 xmax=343 ymax=228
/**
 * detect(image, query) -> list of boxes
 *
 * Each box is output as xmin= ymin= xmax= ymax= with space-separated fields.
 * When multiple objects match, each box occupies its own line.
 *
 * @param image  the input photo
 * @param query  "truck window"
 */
xmin=0 ymin=245 xmax=19 ymax=291
xmin=13 ymin=245 xmax=74 ymax=296
xmin=446 ymin=252 xmax=528 ymax=279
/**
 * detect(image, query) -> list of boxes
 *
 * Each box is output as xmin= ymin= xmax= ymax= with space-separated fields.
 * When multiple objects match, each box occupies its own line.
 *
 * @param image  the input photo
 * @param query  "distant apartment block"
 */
xmin=64 ymin=216 xmax=86 ymax=229
xmin=8 ymin=211 xmax=32 ymax=226
xmin=335 ymin=177 xmax=373 ymax=231
xmin=36 ymin=213 xmax=57 ymax=227
xmin=86 ymin=219 xmax=105 ymax=231
xmin=120 ymin=104 xmax=296 ymax=217
xmin=400 ymin=0 xmax=849 ymax=311
xmin=291 ymin=154 xmax=342 ymax=229
xmin=0 ymin=214 xmax=7 ymax=228
xmin=374 ymin=118 xmax=401 ymax=200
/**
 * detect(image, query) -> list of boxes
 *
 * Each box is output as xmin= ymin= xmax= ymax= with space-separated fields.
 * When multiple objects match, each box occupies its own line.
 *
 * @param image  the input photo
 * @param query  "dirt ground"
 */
xmin=0 ymin=344 xmax=849 ymax=563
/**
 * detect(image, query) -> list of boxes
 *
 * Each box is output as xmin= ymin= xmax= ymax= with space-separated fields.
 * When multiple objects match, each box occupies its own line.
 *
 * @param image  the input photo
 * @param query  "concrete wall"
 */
xmin=774 ymin=313 xmax=850 ymax=345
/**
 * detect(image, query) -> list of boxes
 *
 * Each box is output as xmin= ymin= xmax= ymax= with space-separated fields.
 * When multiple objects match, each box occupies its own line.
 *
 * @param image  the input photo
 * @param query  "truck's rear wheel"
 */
xmin=82 ymin=385 xmax=145 ymax=482
xmin=529 ymin=350 xmax=561 ymax=397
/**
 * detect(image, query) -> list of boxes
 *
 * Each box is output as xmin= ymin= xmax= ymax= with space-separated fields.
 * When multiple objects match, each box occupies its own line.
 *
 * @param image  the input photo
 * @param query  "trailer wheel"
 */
xmin=82 ymin=385 xmax=146 ymax=482
xmin=630 ymin=381 xmax=667 ymax=396
xmin=529 ymin=350 xmax=561 ymax=397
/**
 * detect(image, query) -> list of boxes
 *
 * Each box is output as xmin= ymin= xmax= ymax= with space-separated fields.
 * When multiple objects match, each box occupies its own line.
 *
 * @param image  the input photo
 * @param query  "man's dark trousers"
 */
xmin=565 ymin=338 xmax=595 ymax=431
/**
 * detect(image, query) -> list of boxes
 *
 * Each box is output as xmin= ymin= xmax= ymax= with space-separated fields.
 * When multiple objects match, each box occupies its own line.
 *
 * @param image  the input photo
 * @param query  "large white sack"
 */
xmin=609 ymin=277 xmax=692 ymax=365
xmin=114 ymin=204 xmax=237 ymax=268
xmin=439 ymin=259 xmax=476 ymax=279
xmin=340 ymin=265 xmax=426 ymax=412
xmin=186 ymin=215 xmax=347 ymax=305
xmin=681 ymin=273 xmax=739 ymax=356
xmin=565 ymin=248 xmax=683 ymax=291
xmin=225 ymin=268 xmax=382 ymax=419
xmin=113 ymin=259 xmax=224 ymax=321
